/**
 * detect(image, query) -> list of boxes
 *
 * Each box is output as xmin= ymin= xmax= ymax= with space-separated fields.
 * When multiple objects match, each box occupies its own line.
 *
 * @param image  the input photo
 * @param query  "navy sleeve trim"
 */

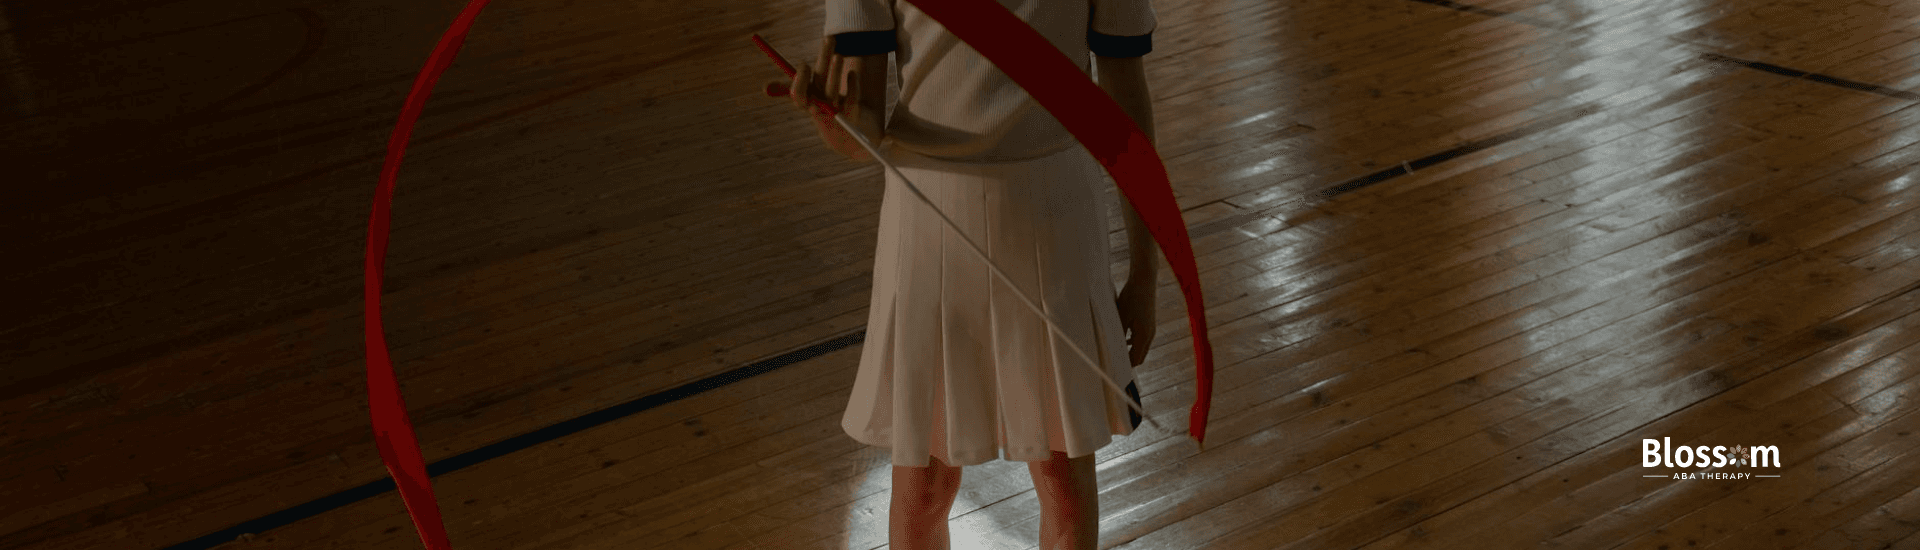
xmin=833 ymin=30 xmax=897 ymax=56
xmin=1088 ymin=30 xmax=1152 ymax=58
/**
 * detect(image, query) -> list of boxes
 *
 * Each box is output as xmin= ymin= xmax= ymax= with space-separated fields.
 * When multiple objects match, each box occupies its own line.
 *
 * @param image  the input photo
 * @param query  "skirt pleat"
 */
xmin=842 ymin=144 xmax=1140 ymax=468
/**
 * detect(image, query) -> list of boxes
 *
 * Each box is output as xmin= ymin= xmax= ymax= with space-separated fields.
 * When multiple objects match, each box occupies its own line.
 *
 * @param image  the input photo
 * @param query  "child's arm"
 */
xmin=1095 ymin=55 xmax=1155 ymax=142
xmin=1096 ymin=54 xmax=1160 ymax=366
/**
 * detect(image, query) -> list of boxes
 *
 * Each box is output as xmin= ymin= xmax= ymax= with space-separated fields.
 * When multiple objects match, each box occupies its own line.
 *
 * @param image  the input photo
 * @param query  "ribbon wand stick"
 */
xmin=751 ymin=34 xmax=1160 ymax=432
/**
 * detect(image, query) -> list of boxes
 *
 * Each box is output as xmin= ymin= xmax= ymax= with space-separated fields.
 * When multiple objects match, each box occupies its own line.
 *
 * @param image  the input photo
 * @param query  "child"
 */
xmin=772 ymin=0 xmax=1159 ymax=547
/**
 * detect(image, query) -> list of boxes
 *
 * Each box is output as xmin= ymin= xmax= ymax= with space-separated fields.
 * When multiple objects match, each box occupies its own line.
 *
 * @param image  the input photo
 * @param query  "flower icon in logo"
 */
xmin=1730 ymin=445 xmax=1748 ymax=467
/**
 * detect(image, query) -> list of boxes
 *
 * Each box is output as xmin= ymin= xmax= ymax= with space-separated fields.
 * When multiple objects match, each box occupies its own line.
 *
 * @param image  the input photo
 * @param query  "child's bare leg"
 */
xmin=891 ymin=455 xmax=963 ymax=550
xmin=1027 ymin=450 xmax=1098 ymax=550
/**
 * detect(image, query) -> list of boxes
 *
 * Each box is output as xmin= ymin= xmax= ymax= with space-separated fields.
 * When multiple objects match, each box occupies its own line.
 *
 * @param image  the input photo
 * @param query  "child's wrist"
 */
xmin=1127 ymin=265 xmax=1157 ymax=282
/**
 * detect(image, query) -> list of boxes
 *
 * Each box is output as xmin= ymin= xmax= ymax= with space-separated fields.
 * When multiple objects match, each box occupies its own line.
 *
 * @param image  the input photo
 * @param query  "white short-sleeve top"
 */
xmin=824 ymin=0 xmax=1156 ymax=162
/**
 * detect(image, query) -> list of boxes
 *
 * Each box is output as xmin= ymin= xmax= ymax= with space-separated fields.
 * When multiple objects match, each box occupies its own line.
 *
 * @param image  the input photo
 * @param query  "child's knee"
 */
xmin=896 ymin=459 xmax=963 ymax=493
xmin=933 ymin=468 xmax=963 ymax=495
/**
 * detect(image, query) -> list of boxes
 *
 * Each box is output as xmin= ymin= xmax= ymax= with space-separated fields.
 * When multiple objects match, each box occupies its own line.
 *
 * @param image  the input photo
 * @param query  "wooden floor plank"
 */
xmin=1805 ymin=481 xmax=1920 ymax=549
xmin=1380 ymin=286 xmax=1920 ymax=550
xmin=1117 ymin=236 xmax=1920 ymax=550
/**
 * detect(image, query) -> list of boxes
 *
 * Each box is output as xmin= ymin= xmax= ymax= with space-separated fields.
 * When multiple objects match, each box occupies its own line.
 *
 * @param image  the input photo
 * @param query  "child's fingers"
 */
xmin=791 ymin=62 xmax=813 ymax=111
xmin=817 ymin=35 xmax=834 ymax=72
xmin=840 ymin=68 xmax=858 ymax=110
xmin=825 ymin=54 xmax=847 ymax=103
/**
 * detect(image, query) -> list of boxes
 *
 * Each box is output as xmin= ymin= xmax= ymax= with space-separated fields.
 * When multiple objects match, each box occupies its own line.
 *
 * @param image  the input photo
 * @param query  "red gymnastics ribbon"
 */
xmin=365 ymin=0 xmax=490 ymax=549
xmin=887 ymin=0 xmax=1216 ymax=447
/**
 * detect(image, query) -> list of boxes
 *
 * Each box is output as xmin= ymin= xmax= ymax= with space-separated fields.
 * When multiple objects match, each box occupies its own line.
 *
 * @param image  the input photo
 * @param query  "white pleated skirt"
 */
xmin=842 ymin=144 xmax=1143 ymax=468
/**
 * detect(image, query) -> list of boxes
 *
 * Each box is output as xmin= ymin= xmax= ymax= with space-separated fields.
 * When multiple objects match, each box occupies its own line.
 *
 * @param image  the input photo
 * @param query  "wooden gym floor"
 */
xmin=3 ymin=0 xmax=1919 ymax=548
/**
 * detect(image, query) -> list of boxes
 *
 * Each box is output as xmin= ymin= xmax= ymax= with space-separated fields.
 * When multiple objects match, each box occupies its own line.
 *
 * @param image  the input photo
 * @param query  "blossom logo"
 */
xmin=1641 ymin=437 xmax=1782 ymax=479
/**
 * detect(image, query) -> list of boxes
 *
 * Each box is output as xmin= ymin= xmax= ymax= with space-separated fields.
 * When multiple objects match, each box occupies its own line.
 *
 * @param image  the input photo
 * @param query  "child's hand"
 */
xmin=1116 ymin=198 xmax=1159 ymax=367
xmin=1116 ymin=272 xmax=1157 ymax=366
xmin=764 ymin=37 xmax=878 ymax=162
